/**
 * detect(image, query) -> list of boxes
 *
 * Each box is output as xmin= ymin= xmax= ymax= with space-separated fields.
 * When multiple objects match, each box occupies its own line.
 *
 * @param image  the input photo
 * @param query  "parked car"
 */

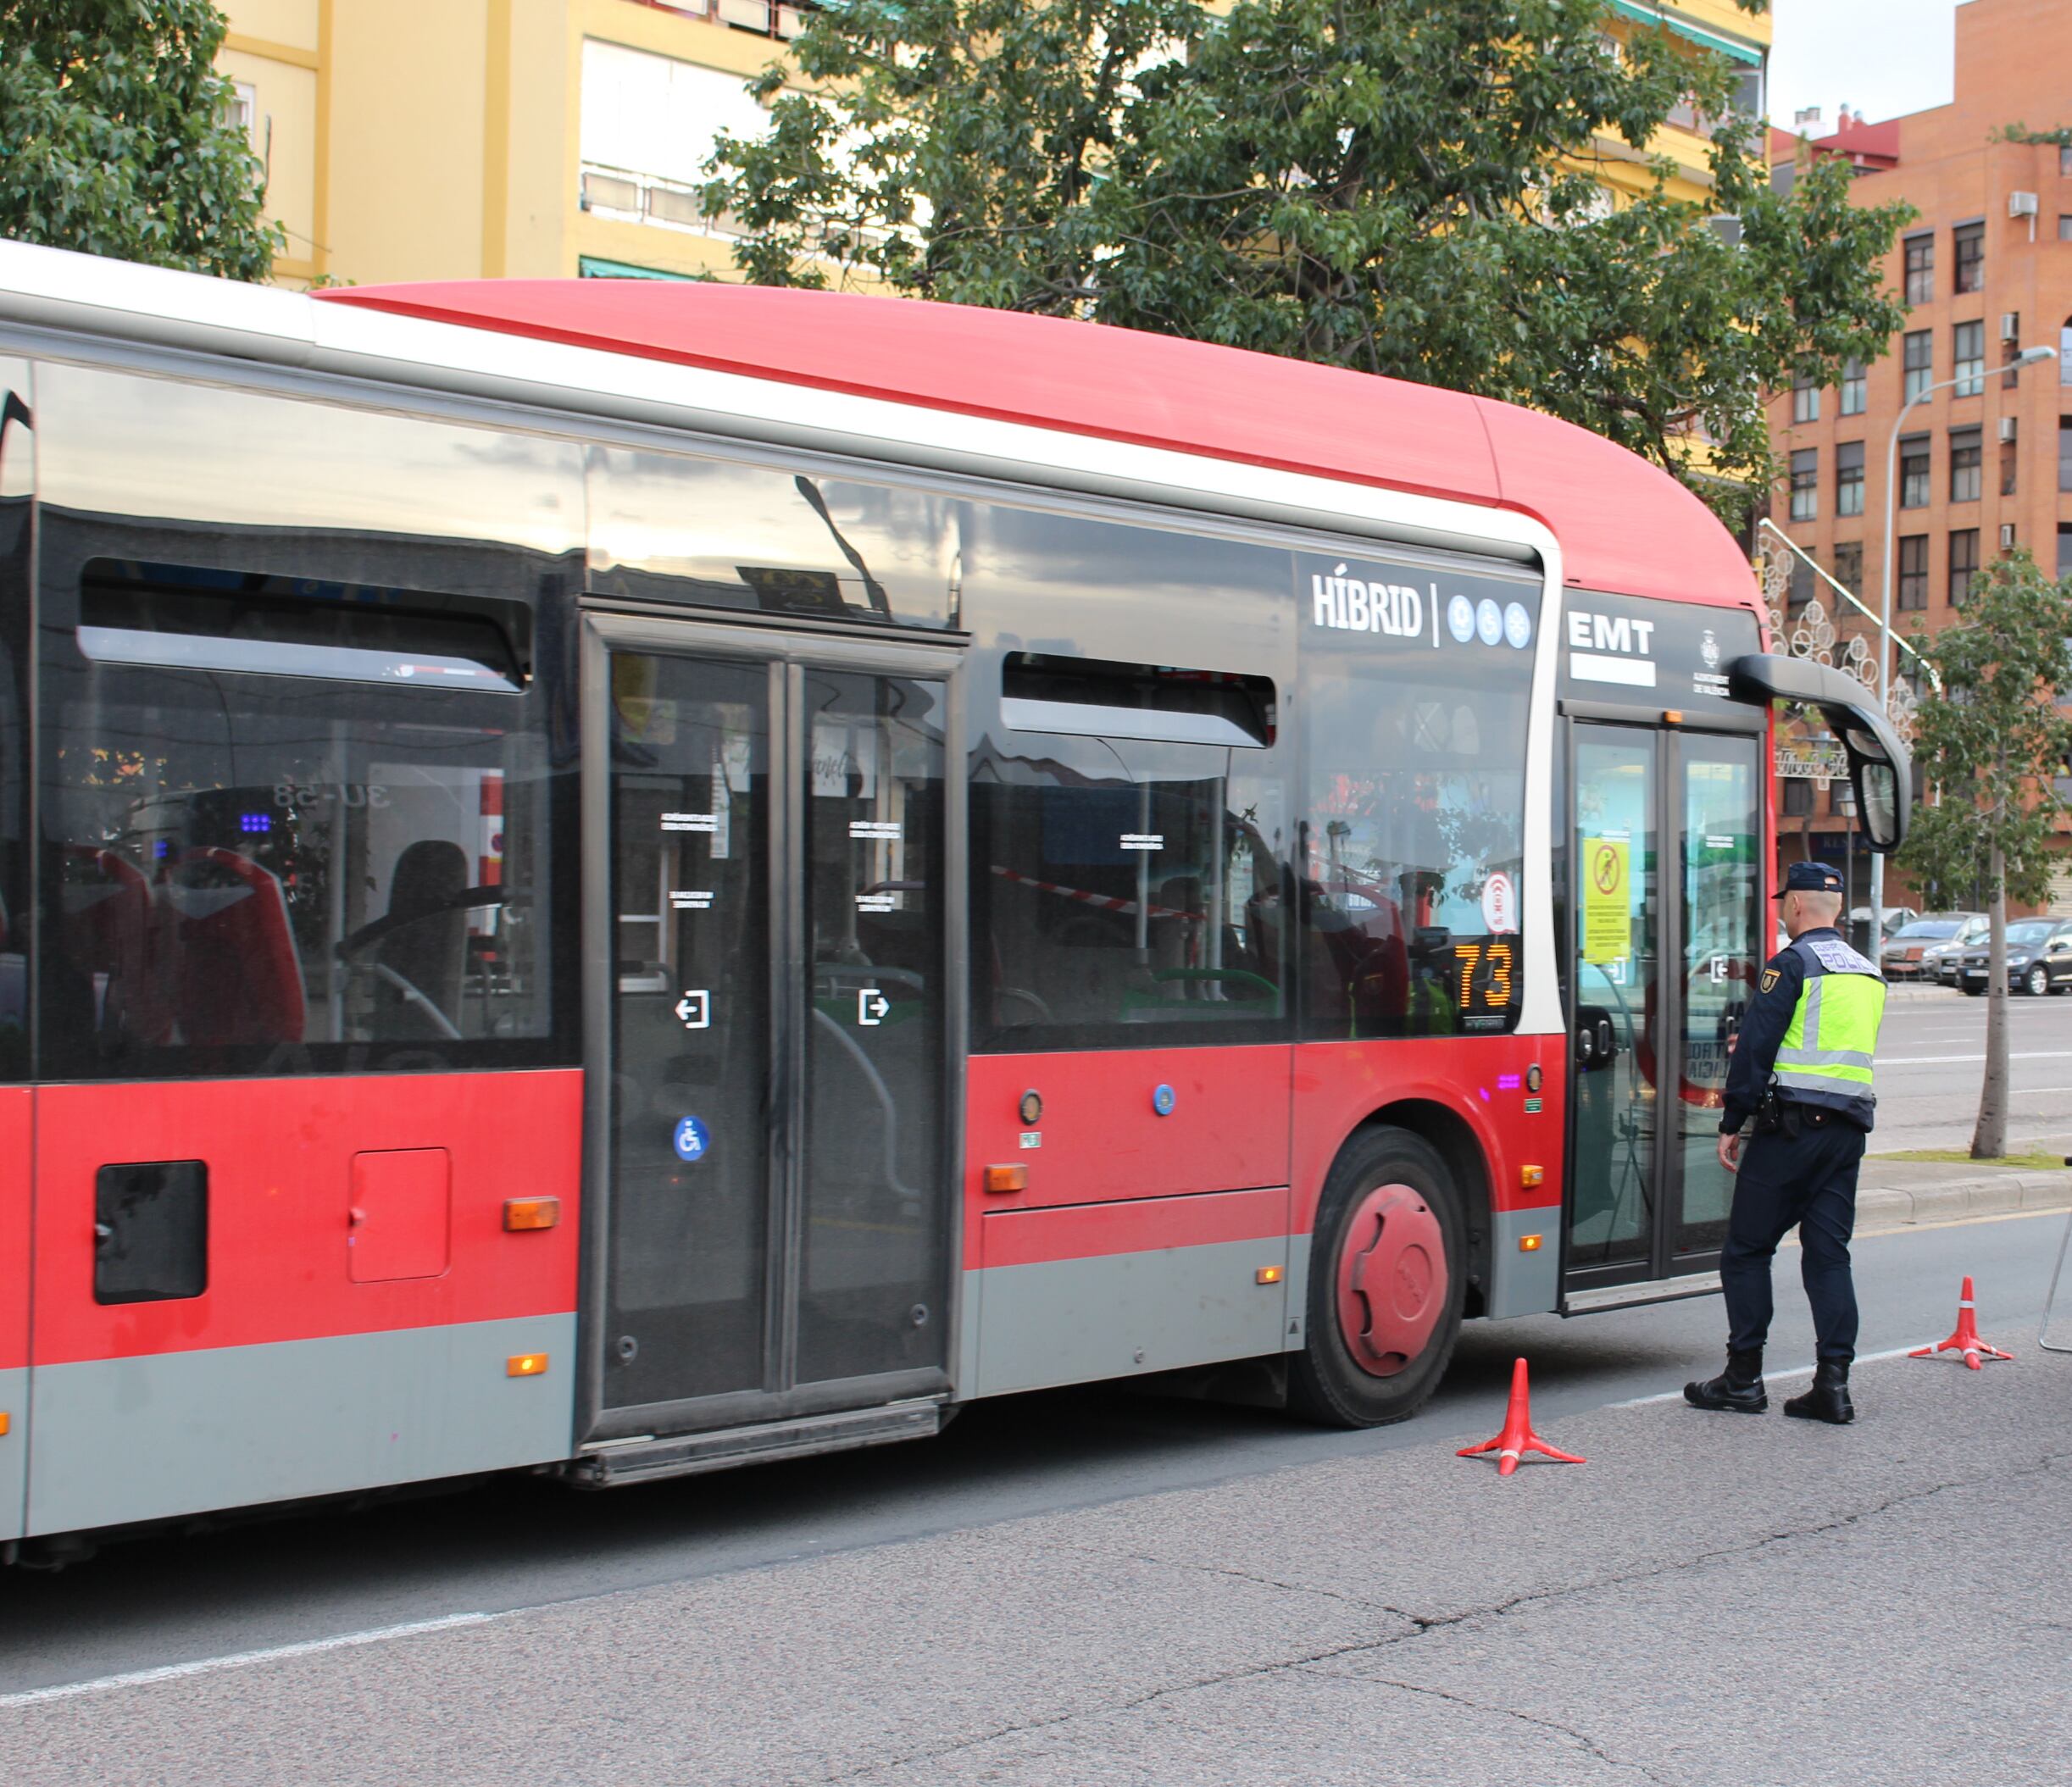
xmin=1958 ymin=917 xmax=2072 ymax=996
xmin=1882 ymin=913 xmax=1981 ymax=981
xmin=1924 ymin=913 xmax=1988 ymax=985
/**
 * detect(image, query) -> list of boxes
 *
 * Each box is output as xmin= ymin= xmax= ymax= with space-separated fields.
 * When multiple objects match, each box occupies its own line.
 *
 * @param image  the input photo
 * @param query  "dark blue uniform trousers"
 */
xmin=1722 ymin=1114 xmax=1864 ymax=1364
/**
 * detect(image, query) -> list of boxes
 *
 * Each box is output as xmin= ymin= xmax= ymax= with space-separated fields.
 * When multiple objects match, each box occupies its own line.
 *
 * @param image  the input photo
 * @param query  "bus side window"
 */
xmin=1297 ymin=563 xmax=1536 ymax=1041
xmin=40 ymin=561 xmax=564 ymax=1078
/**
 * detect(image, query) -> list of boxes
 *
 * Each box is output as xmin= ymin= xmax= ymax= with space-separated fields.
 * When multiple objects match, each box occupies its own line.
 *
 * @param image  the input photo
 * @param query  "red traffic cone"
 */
xmin=1909 ymin=1275 xmax=2014 ymax=1371
xmin=1457 ymin=1357 xmax=1585 ymax=1476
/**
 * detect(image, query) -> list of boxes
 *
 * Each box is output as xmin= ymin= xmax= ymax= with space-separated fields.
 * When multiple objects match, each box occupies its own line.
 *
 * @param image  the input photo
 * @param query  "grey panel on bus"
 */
xmin=1488 ymin=1207 xmax=1561 ymax=1318
xmin=971 ymin=1239 xmax=1288 ymax=1400
xmin=25 ymin=1314 xmax=575 ymax=1538
xmin=0 ymin=1367 xmax=24 ymax=1542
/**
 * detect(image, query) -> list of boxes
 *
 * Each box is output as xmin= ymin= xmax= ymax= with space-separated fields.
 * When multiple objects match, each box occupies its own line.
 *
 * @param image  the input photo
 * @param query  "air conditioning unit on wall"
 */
xmin=2009 ymin=191 xmax=2039 ymax=218
xmin=1999 ymin=416 xmax=2019 ymax=442
xmin=2001 ymin=523 xmax=2018 ymax=548
xmin=2002 ymin=313 xmax=2020 ymax=341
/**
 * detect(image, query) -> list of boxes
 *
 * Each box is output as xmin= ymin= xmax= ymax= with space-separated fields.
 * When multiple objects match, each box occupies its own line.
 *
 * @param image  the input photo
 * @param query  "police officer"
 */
xmin=1685 ymin=862 xmax=1887 ymax=1425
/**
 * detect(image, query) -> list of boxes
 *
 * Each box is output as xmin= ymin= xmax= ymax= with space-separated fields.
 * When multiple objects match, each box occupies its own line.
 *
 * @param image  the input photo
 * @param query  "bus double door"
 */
xmin=1565 ymin=720 xmax=1764 ymax=1292
xmin=582 ymin=617 xmax=964 ymax=1445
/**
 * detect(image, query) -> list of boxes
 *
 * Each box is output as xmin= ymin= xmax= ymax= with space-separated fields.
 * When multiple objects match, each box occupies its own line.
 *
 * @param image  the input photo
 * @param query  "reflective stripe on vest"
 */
xmin=1776 ymin=953 xmax=1886 ymax=1095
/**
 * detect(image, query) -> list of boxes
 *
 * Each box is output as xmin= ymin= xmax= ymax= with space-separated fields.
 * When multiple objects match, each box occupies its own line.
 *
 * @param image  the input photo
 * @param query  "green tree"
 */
xmin=1897 ymin=549 xmax=2072 ymax=1158
xmin=0 ymin=0 xmax=279 ymax=280
xmin=706 ymin=0 xmax=1909 ymax=524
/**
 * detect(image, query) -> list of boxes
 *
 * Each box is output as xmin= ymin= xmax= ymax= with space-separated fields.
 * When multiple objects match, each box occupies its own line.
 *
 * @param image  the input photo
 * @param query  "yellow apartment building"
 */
xmin=218 ymin=0 xmax=1769 ymax=290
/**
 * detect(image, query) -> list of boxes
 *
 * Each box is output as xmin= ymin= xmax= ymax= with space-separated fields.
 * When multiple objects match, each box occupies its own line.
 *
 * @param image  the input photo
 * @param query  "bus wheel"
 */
xmin=1290 ymin=1127 xmax=1466 ymax=1429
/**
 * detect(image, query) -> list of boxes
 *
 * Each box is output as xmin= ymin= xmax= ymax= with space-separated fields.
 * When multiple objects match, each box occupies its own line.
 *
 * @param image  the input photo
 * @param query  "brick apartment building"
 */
xmin=1766 ymin=0 xmax=2072 ymax=913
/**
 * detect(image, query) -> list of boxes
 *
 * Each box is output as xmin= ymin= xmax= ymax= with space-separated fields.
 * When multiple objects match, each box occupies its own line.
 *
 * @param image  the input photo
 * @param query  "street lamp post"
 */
xmin=1867 ymin=341 xmax=2058 ymax=936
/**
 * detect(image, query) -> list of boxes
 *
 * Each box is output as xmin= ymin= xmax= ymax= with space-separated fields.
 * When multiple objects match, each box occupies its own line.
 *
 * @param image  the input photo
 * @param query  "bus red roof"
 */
xmin=320 ymin=280 xmax=1754 ymax=609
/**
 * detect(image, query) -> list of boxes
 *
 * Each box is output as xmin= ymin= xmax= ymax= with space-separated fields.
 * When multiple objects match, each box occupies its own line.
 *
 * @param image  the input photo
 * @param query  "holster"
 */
xmin=1754 ymin=1084 xmax=1803 ymax=1139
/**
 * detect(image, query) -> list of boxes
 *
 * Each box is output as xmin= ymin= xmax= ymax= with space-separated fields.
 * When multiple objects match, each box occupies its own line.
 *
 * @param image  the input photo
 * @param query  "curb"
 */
xmin=1857 ymin=1169 xmax=2072 ymax=1228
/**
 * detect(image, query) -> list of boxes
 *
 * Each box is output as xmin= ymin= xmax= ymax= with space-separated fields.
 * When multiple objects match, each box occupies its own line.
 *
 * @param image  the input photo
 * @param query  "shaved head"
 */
xmin=1785 ymin=889 xmax=1843 ymax=937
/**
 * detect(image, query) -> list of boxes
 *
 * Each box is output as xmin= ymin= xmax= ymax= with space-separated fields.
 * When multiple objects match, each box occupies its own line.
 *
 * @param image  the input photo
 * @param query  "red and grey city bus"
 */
xmin=0 ymin=241 xmax=1907 ymax=1553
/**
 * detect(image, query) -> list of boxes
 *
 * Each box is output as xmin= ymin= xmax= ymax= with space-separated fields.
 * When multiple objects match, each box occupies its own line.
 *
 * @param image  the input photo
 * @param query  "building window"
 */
xmin=1781 ymin=777 xmax=1814 ymax=818
xmin=1840 ymin=358 xmax=1866 ymax=415
xmin=2061 ymin=524 xmax=2072 ymax=580
xmin=1903 ymin=330 xmax=1933 ymax=402
xmin=1836 ymin=441 xmax=1865 ymax=516
xmin=2063 ymin=317 xmax=2072 ymax=383
xmin=1949 ymin=426 xmax=1982 ymax=501
xmin=578 ymin=39 xmax=775 ymax=236
xmin=1904 ymin=234 xmax=1934 ymax=305
xmin=2003 ymin=441 xmax=2019 ymax=495
xmin=1898 ymin=536 xmax=1930 ymax=610
xmin=2062 ymin=144 xmax=2072 ymax=177
xmin=1833 ymin=541 xmax=1864 ymax=595
xmin=1953 ymin=222 xmax=1985 ymax=295
xmin=2003 ymin=316 xmax=2024 ymax=388
xmin=1789 ymin=448 xmax=1819 ymax=520
xmin=1953 ymin=320 xmax=1985 ymax=397
xmin=1899 ymin=435 xmax=1930 ymax=508
xmin=1791 ymin=374 xmax=1819 ymax=424
xmin=1788 ymin=556 xmax=1815 ymax=614
xmin=2060 ymin=215 xmax=2072 ymax=241
xmin=1948 ymin=529 xmax=1980 ymax=605
xmin=2062 ymin=418 xmax=2072 ymax=492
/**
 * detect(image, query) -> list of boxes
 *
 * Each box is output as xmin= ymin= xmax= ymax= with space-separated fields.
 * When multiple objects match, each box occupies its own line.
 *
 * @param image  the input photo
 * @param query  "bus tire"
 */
xmin=1289 ymin=1126 xmax=1466 ymax=1429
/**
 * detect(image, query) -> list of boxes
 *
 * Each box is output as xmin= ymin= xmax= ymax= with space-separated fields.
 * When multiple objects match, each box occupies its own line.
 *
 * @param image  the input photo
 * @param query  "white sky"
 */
xmin=1766 ymin=0 xmax=1962 ymax=131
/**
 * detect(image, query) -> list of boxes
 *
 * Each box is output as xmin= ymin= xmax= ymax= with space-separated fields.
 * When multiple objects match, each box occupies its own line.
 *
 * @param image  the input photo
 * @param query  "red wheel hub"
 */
xmin=1335 ymin=1183 xmax=1447 ymax=1378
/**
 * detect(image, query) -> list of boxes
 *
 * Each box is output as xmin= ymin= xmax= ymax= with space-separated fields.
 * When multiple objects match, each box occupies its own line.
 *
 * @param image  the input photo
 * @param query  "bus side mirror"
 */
xmin=1853 ymin=758 xmax=1902 ymax=852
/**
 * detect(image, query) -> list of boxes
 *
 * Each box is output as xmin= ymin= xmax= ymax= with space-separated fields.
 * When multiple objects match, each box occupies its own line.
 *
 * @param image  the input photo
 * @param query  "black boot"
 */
xmin=1784 ymin=1359 xmax=1854 ymax=1424
xmin=1684 ymin=1349 xmax=1768 ymax=1413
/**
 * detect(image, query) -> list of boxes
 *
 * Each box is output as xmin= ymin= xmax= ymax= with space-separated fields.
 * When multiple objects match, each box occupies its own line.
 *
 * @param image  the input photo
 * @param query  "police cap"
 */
xmin=1775 ymin=861 xmax=1845 ymax=898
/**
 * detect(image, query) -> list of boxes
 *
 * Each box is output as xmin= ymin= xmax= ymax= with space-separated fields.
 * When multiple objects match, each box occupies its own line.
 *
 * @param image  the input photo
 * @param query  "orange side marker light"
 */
xmin=1256 ymin=1266 xmax=1284 ymax=1285
xmin=1519 ymin=1235 xmax=1544 ymax=1252
xmin=1520 ymin=1164 xmax=1545 ymax=1189
xmin=507 ymin=1353 xmax=549 ymax=1378
xmin=504 ymin=1196 xmax=562 ymax=1231
xmin=985 ymin=1164 xmax=1029 ymax=1194
xmin=0 ymin=1411 xmax=10 ymax=1436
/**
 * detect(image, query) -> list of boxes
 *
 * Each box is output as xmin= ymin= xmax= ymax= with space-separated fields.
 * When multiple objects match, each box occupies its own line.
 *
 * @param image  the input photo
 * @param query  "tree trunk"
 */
xmin=1971 ymin=845 xmax=2009 ymax=1159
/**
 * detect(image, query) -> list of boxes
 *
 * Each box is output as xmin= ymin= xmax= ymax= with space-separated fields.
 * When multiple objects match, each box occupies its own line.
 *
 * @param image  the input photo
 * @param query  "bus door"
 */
xmin=1563 ymin=719 xmax=1764 ymax=1302
xmin=580 ymin=616 xmax=964 ymax=1466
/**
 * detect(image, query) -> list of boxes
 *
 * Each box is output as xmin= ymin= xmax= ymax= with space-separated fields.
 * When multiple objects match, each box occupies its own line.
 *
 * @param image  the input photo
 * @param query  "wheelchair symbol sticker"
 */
xmin=673 ymin=1116 xmax=710 ymax=1163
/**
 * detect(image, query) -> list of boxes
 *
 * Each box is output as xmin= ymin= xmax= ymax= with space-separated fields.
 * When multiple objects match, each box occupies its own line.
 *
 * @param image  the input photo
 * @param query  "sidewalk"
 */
xmin=1858 ymin=1152 xmax=2072 ymax=1229
xmin=4 ymin=1348 xmax=2065 ymax=1786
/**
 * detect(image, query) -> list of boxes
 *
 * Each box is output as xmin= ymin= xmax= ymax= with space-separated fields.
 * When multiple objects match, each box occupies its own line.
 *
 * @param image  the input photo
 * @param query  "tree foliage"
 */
xmin=707 ymin=0 xmax=1910 ymax=523
xmin=0 ymin=0 xmax=279 ymax=280
xmin=1897 ymin=549 xmax=2072 ymax=1156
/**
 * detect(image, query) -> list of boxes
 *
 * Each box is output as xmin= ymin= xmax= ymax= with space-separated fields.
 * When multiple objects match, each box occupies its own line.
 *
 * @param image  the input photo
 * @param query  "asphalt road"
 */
xmin=2 ymin=1204 xmax=2061 ymax=1710
xmin=1866 ymin=979 xmax=2072 ymax=1155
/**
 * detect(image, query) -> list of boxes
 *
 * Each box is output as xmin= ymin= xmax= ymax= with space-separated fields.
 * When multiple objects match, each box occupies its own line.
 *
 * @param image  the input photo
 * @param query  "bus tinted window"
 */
xmin=972 ymin=738 xmax=1287 ymax=1050
xmin=0 ymin=365 xmax=27 ymax=1079
xmin=1299 ymin=560 xmax=1537 ymax=1039
xmin=42 ymin=562 xmax=564 ymax=1078
xmin=966 ymin=506 xmax=1293 ymax=1053
xmin=588 ymin=448 xmax=964 ymax=630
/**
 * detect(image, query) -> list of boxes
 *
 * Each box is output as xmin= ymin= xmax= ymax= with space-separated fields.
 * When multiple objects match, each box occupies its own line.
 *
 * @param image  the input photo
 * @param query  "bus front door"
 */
xmin=580 ymin=618 xmax=964 ymax=1462
xmin=1564 ymin=722 xmax=1764 ymax=1301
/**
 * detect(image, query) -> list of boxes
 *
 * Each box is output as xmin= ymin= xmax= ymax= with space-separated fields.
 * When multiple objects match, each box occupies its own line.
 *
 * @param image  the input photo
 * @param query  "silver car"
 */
xmin=1920 ymin=913 xmax=1986 ymax=985
xmin=1882 ymin=913 xmax=1981 ymax=983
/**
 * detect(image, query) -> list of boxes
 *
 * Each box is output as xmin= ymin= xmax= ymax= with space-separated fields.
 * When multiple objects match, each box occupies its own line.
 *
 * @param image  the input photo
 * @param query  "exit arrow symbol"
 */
xmin=858 ymin=989 xmax=889 ymax=1026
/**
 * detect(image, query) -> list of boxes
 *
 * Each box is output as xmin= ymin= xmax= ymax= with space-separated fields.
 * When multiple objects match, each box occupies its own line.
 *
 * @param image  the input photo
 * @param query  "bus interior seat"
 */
xmin=374 ymin=838 xmax=470 ymax=1039
xmin=60 ymin=843 xmax=175 ymax=1044
xmin=160 ymin=846 xmax=308 ymax=1046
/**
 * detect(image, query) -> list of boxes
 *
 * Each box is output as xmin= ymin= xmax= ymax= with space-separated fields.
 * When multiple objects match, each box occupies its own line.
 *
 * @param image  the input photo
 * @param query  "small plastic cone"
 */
xmin=1908 ymin=1274 xmax=2014 ymax=1370
xmin=1457 ymin=1357 xmax=1585 ymax=1475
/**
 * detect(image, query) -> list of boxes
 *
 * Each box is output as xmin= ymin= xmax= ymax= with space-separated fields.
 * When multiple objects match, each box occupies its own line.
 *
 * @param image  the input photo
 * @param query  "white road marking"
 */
xmin=0 ymin=1612 xmax=499 ymax=1709
xmin=1607 ymin=1341 xmax=1933 ymax=1409
xmin=1881 ymin=1050 xmax=2072 ymax=1065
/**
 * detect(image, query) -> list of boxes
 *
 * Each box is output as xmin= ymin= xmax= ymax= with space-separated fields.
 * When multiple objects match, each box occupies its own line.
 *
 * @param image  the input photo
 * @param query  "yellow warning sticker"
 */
xmin=1581 ymin=836 xmax=1631 ymax=966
